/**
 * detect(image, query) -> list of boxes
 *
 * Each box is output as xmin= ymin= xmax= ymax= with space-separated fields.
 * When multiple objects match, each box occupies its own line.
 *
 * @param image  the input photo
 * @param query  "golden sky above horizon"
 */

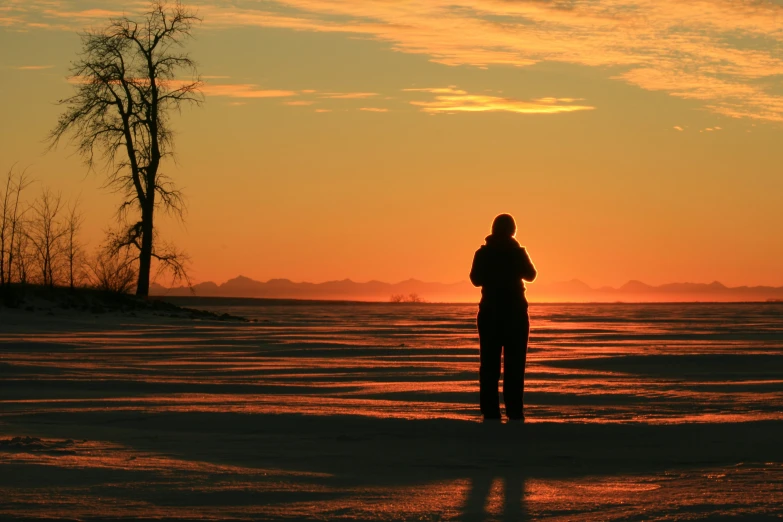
xmin=1 ymin=0 xmax=782 ymax=288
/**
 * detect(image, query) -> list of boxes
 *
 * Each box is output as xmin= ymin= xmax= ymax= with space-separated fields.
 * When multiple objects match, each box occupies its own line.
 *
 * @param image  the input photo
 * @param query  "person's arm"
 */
xmin=519 ymin=247 xmax=537 ymax=282
xmin=469 ymin=249 xmax=484 ymax=287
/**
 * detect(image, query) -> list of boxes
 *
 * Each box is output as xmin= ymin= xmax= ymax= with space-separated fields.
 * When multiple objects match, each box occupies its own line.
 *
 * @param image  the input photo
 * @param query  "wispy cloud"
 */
xmin=201 ymin=83 xmax=297 ymax=99
xmin=673 ymin=126 xmax=684 ymax=131
xmin=359 ymin=107 xmax=388 ymax=112
xmin=14 ymin=65 xmax=54 ymax=70
xmin=320 ymin=92 xmax=378 ymax=99
xmin=404 ymin=87 xmax=465 ymax=95
xmin=201 ymin=86 xmax=379 ymax=104
xmin=406 ymin=87 xmax=594 ymax=115
xmin=8 ymin=0 xmax=783 ymax=121
xmin=43 ymin=8 xmax=127 ymax=20
xmin=533 ymin=97 xmax=584 ymax=104
xmin=195 ymin=0 xmax=783 ymax=123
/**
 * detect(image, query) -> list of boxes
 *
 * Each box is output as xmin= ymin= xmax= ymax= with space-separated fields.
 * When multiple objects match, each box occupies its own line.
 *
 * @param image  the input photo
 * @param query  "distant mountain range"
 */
xmin=150 ymin=276 xmax=783 ymax=303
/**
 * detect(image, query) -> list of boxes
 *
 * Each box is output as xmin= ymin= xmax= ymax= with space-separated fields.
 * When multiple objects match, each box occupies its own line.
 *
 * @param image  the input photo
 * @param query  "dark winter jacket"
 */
xmin=469 ymin=235 xmax=537 ymax=308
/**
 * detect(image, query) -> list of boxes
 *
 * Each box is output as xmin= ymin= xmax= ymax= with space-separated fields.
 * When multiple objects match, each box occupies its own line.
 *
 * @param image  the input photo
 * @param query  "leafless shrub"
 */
xmin=84 ymin=245 xmax=138 ymax=294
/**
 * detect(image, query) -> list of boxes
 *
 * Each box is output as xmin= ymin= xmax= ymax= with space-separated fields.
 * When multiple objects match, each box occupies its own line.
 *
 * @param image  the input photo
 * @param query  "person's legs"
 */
xmin=502 ymin=311 xmax=530 ymax=419
xmin=478 ymin=309 xmax=502 ymax=419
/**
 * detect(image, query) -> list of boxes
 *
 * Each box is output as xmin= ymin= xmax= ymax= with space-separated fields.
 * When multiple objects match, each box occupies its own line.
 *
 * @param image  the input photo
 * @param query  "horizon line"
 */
xmin=154 ymin=295 xmax=783 ymax=305
xmin=153 ymin=276 xmax=783 ymax=291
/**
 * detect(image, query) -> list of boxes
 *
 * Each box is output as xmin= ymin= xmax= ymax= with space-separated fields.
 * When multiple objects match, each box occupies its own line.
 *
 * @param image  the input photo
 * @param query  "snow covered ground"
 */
xmin=1 ymin=302 xmax=782 ymax=520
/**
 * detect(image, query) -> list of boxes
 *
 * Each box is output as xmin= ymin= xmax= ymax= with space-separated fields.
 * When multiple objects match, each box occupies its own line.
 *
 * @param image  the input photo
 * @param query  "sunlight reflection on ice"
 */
xmin=2 ymin=303 xmax=782 ymax=424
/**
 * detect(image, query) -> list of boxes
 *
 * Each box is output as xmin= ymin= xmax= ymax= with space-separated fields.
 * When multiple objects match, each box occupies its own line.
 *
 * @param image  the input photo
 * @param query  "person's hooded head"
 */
xmin=491 ymin=213 xmax=516 ymax=238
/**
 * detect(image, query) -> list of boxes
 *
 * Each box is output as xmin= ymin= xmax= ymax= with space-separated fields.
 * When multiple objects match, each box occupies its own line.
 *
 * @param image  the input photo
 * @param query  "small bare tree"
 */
xmin=407 ymin=293 xmax=423 ymax=303
xmin=27 ymin=189 xmax=67 ymax=287
xmin=1 ymin=166 xmax=32 ymax=285
xmin=0 ymin=169 xmax=11 ymax=285
xmin=0 ymin=169 xmax=12 ymax=285
xmin=65 ymin=198 xmax=85 ymax=289
xmin=48 ymin=1 xmax=202 ymax=296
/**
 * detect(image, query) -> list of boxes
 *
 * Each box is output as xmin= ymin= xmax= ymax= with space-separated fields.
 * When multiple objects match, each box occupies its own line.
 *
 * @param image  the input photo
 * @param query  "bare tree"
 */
xmin=0 ymin=166 xmax=32 ymax=285
xmin=27 ymin=189 xmax=67 ymax=287
xmin=0 ymin=168 xmax=12 ymax=285
xmin=48 ymin=1 xmax=202 ymax=296
xmin=65 ymin=198 xmax=85 ymax=289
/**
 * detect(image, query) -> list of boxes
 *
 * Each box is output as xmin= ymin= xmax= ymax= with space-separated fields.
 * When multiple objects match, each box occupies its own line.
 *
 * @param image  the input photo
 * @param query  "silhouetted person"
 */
xmin=470 ymin=214 xmax=537 ymax=421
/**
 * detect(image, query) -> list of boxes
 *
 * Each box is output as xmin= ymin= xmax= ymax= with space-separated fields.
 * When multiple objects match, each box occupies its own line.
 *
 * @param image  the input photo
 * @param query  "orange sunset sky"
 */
xmin=2 ymin=0 xmax=782 ymax=288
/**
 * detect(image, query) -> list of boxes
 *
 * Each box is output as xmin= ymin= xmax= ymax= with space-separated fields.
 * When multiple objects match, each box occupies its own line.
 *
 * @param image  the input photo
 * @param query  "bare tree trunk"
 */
xmin=69 ymin=243 xmax=75 ymax=288
xmin=136 ymin=203 xmax=154 ymax=296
